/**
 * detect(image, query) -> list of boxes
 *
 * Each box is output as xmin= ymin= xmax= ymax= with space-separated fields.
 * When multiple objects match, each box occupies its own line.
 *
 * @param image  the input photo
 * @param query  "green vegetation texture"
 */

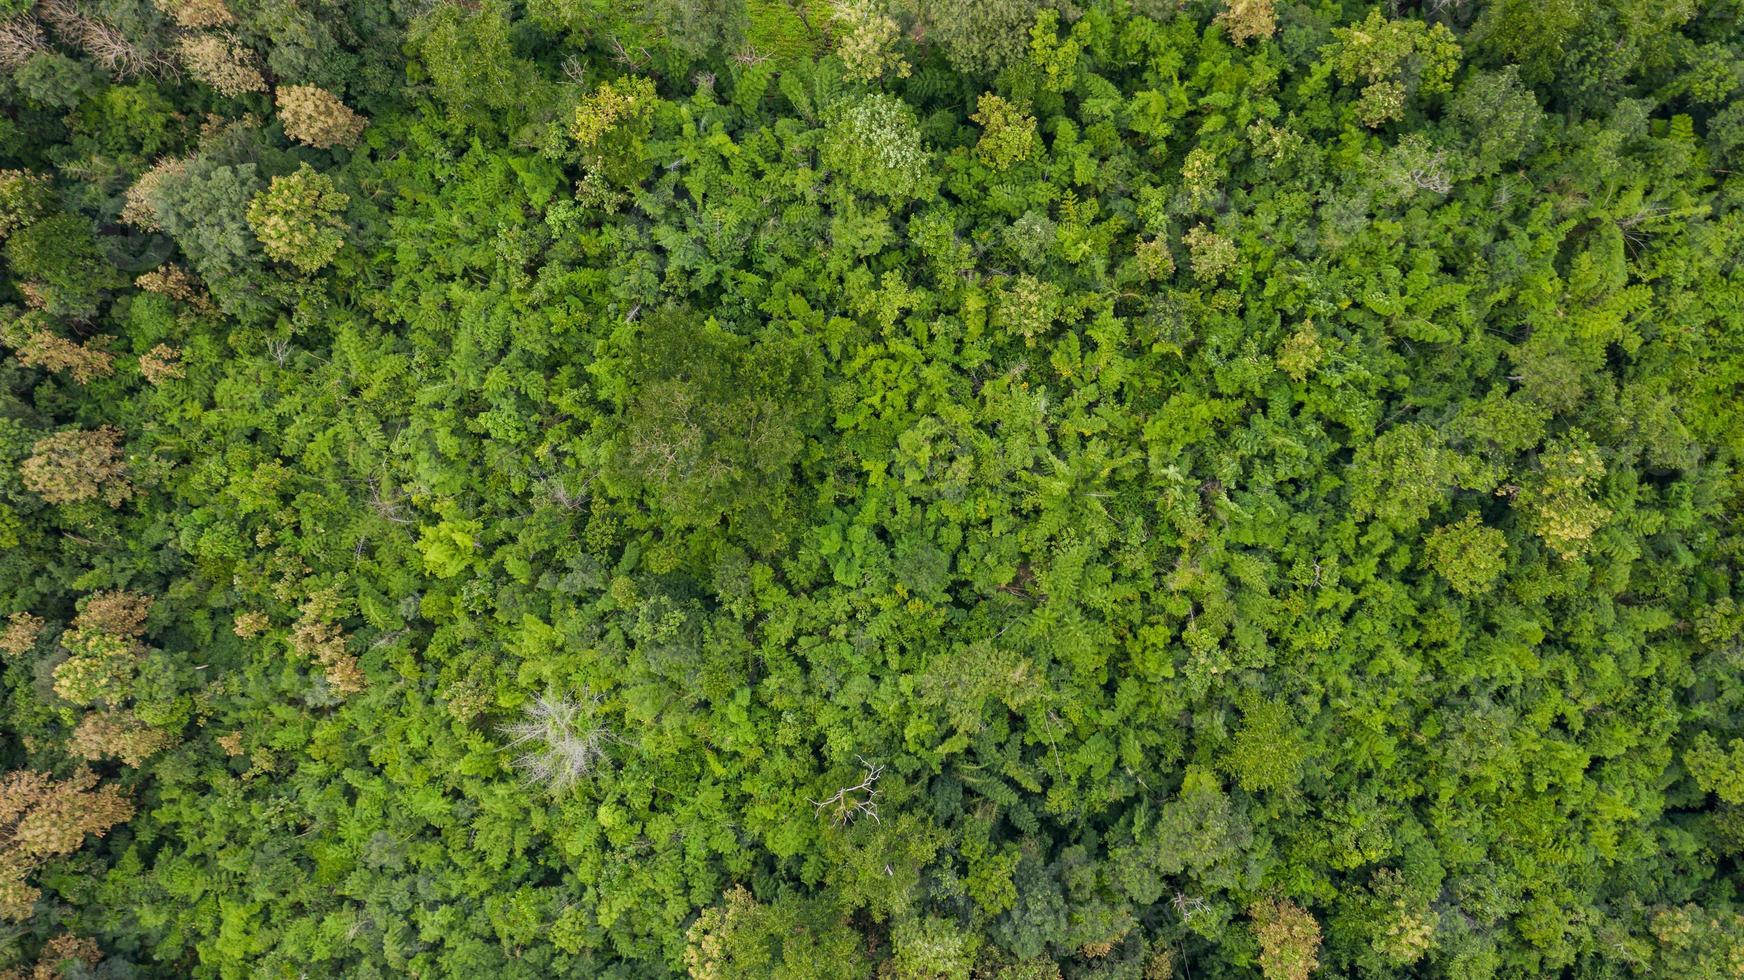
xmin=3 ymin=0 xmax=1744 ymax=977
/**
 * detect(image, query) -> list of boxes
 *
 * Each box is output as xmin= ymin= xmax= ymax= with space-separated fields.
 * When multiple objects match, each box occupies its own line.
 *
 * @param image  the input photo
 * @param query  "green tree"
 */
xmin=1685 ymin=734 xmax=1744 ymax=804
xmin=970 ymin=93 xmax=1037 ymax=171
xmin=644 ymin=0 xmax=747 ymax=61
xmin=1446 ymin=68 xmax=1544 ymax=176
xmin=891 ymin=915 xmax=979 ymax=979
xmin=1424 ymin=514 xmax=1507 ymax=597
xmin=4 ymin=212 xmax=122 ymax=318
xmin=134 ymin=155 xmax=264 ymax=309
xmin=246 ymin=163 xmax=349 ymax=273
xmin=1348 ymin=423 xmax=1472 ymax=530
xmin=0 ymin=171 xmax=53 ymax=239
xmin=822 ymin=93 xmax=934 ymax=199
xmin=686 ymin=886 xmax=866 ymax=979
xmin=834 ymin=0 xmax=910 ymax=84
xmin=572 ymin=76 xmax=659 ymax=186
xmin=1467 ymin=0 xmax=1584 ymax=85
xmin=603 ymin=311 xmax=819 ymax=550
xmin=410 ymin=0 xmax=542 ymax=127
xmin=907 ymin=0 xmax=1041 ymax=77
xmin=1327 ymin=10 xmax=1463 ymax=127
xmin=1223 ymin=698 xmax=1306 ymax=794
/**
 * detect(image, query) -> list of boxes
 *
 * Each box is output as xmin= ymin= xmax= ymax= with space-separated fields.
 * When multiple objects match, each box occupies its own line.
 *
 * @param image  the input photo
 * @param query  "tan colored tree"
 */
xmin=72 ymin=590 xmax=152 ymax=637
xmin=0 ymin=20 xmax=50 ymax=76
xmin=134 ymin=263 xmax=212 ymax=312
xmin=120 ymin=157 xmax=188 ymax=232
xmin=12 ymin=328 xmax=114 ymax=384
xmin=1274 ymin=320 xmax=1324 ymax=382
xmin=69 ymin=709 xmax=175 ymax=767
xmin=1520 ymin=434 xmax=1612 ymax=559
xmin=232 ymin=610 xmax=269 ymax=638
xmin=1217 ymin=0 xmax=1276 ymax=47
xmin=1251 ymin=898 xmax=1321 ymax=980
xmin=52 ymin=626 xmax=142 ymax=708
xmin=138 ymin=343 xmax=184 ymax=385
xmin=1135 ymin=235 xmax=1175 ymax=281
xmin=290 ymin=588 xmax=364 ymax=695
xmin=1184 ymin=225 xmax=1237 ymax=282
xmin=684 ymin=886 xmax=763 ymax=980
xmin=0 ymin=932 xmax=102 ymax=980
xmin=38 ymin=0 xmax=176 ymax=80
xmin=153 ymin=0 xmax=233 ymax=29
xmin=178 ymin=33 xmax=266 ymax=96
xmin=0 ymin=769 xmax=133 ymax=921
xmin=216 ymin=730 xmax=244 ymax=756
xmin=276 ymin=85 xmax=368 ymax=149
xmin=0 ymin=614 xmax=42 ymax=658
xmin=19 ymin=427 xmax=132 ymax=507
xmin=1369 ymin=869 xmax=1435 ymax=965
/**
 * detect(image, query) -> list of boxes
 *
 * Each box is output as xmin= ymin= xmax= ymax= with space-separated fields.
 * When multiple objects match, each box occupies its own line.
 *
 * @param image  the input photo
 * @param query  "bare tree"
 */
xmin=39 ymin=0 xmax=178 ymax=80
xmin=810 ymin=757 xmax=883 ymax=826
xmin=0 ymin=16 xmax=48 ymax=71
xmin=1172 ymin=891 xmax=1209 ymax=923
xmin=501 ymin=691 xmax=617 ymax=793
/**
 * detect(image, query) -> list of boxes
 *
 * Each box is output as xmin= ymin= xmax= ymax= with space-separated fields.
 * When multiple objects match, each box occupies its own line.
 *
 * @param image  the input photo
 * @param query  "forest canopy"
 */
xmin=3 ymin=0 xmax=1744 ymax=977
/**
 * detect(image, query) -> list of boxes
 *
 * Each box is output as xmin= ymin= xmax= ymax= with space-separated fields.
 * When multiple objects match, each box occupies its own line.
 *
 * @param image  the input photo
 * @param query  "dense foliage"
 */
xmin=4 ymin=0 xmax=1744 ymax=976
